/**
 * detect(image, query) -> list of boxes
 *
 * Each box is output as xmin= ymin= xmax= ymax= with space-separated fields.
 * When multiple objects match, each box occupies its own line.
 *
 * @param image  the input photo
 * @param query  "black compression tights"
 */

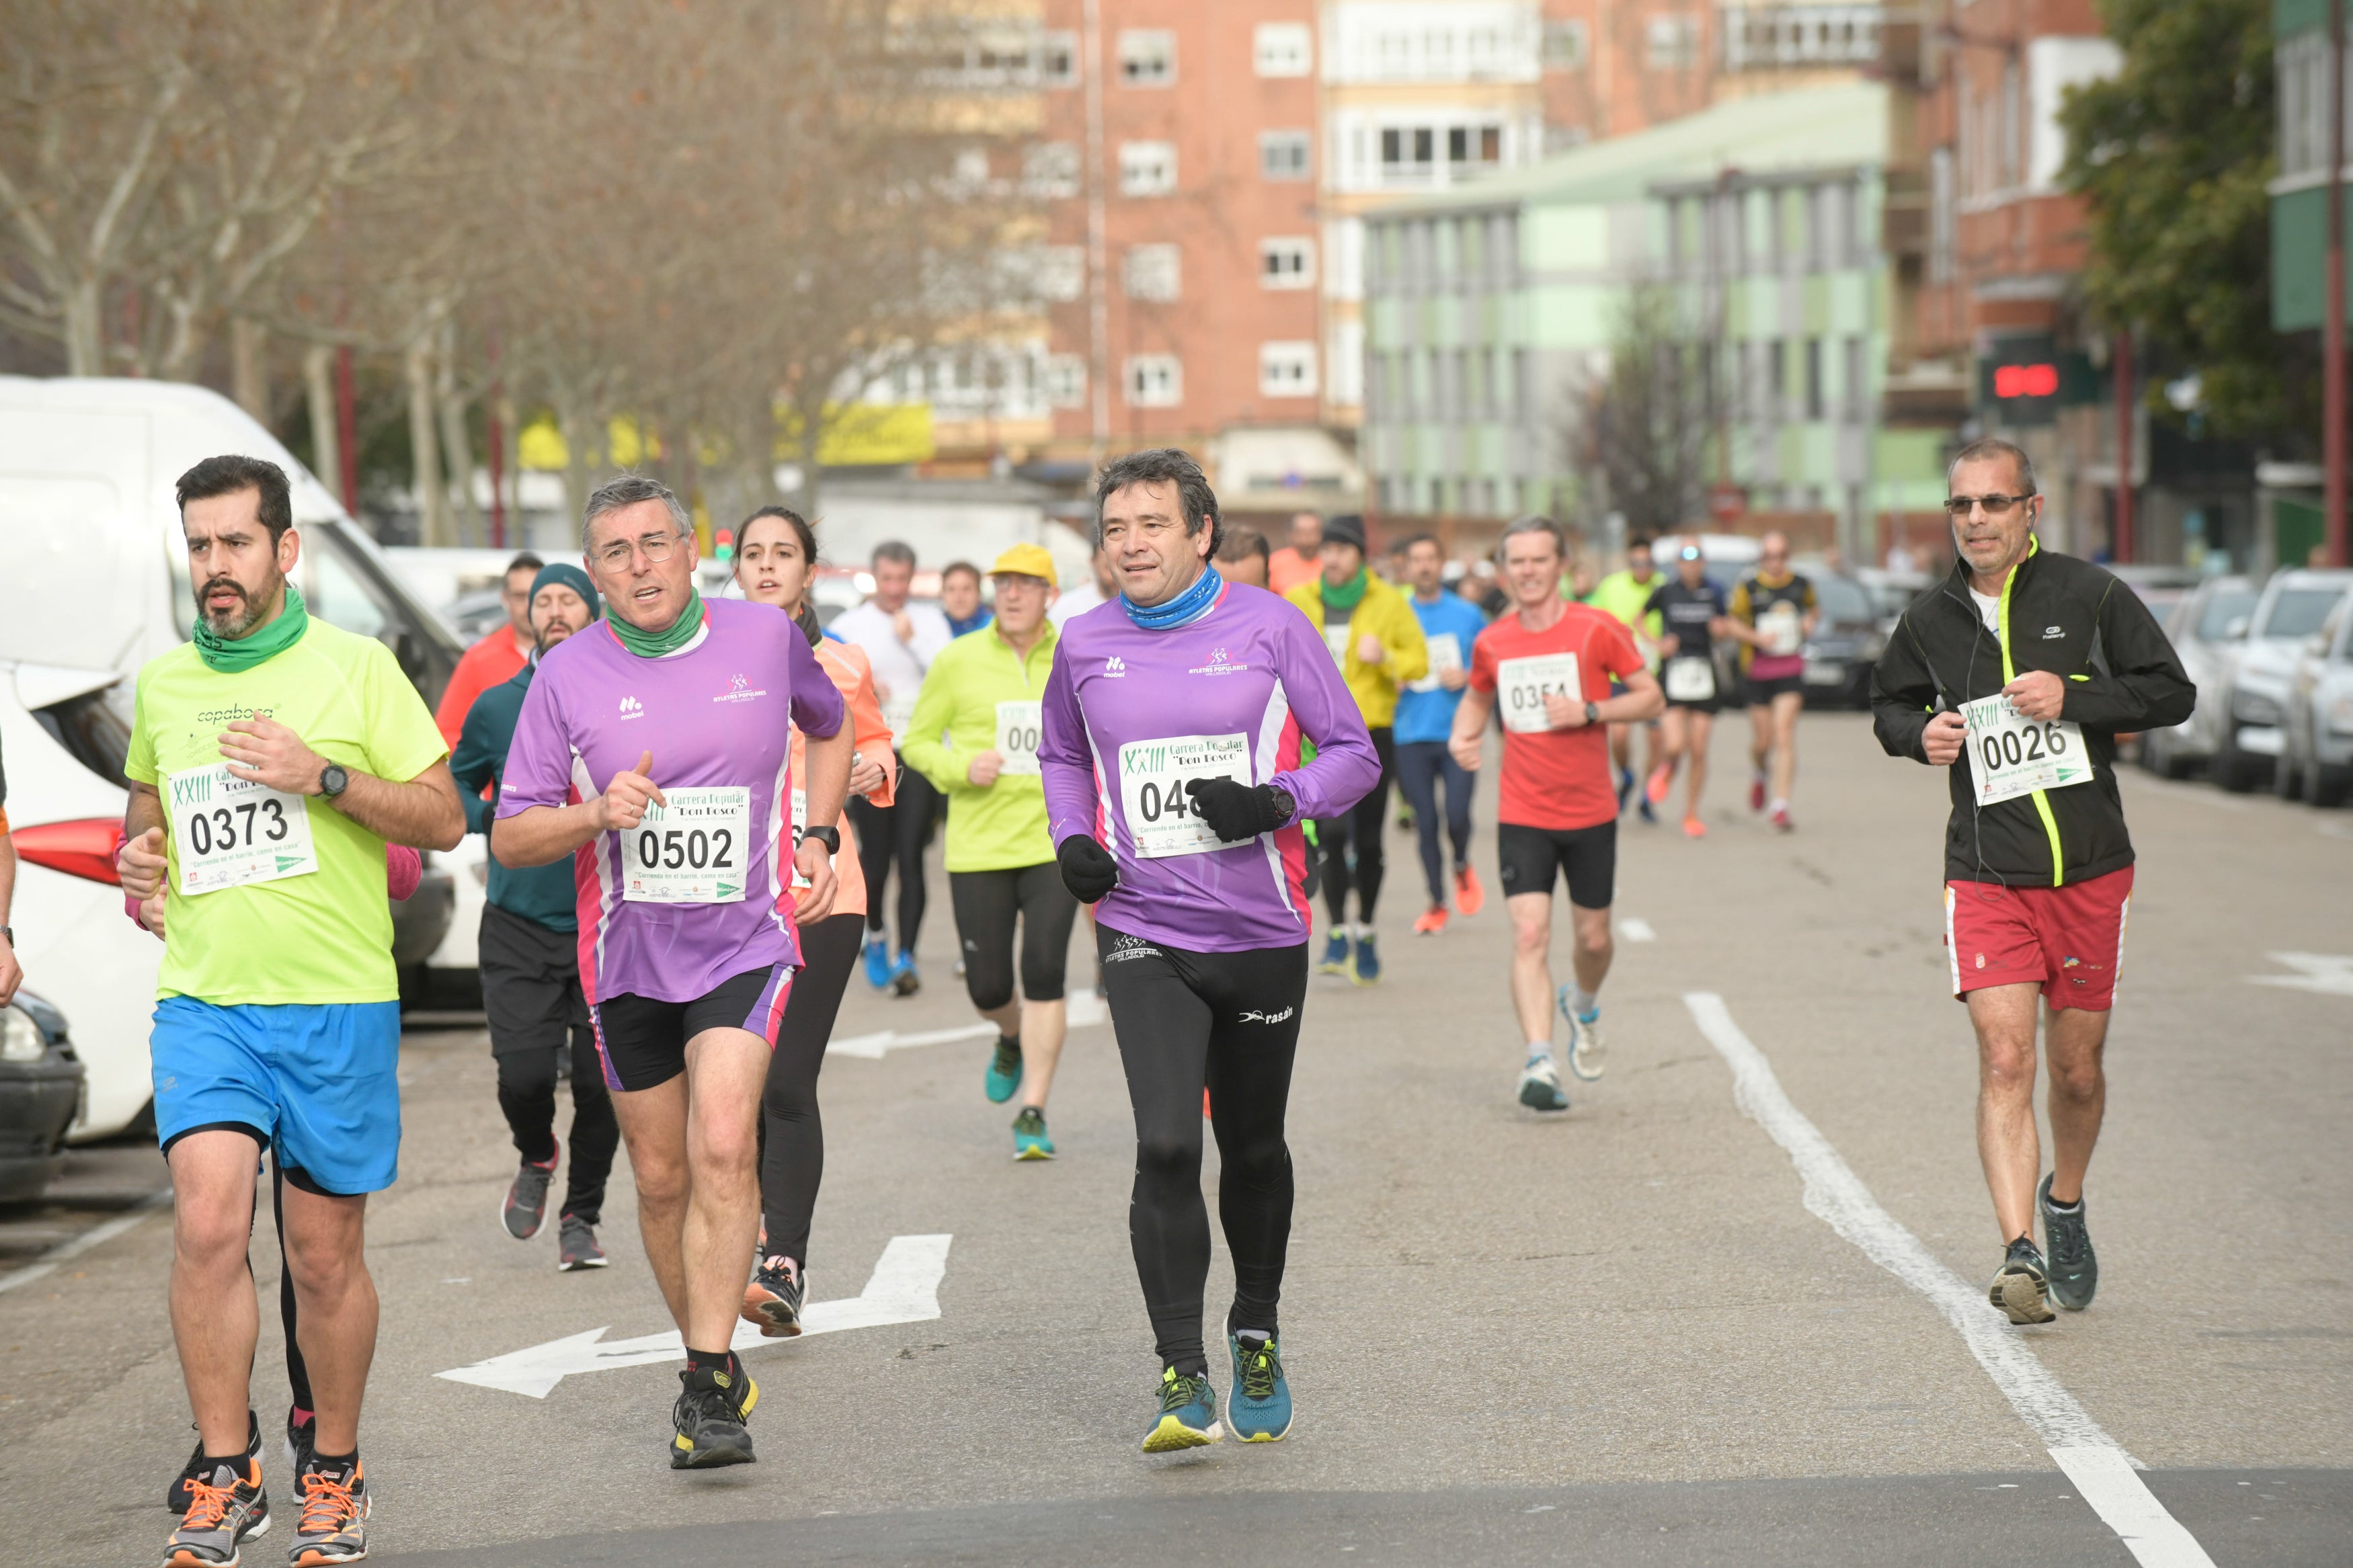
xmin=758 ymin=912 xmax=864 ymax=1268
xmin=847 ymin=764 xmax=940 ymax=954
xmin=1097 ymin=925 xmax=1309 ymax=1376
xmin=1317 ymin=725 xmax=1396 ymax=925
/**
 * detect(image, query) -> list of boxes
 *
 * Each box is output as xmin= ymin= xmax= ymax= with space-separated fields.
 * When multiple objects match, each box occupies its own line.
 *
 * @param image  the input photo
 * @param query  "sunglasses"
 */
xmin=1944 ymin=493 xmax=2036 ymax=518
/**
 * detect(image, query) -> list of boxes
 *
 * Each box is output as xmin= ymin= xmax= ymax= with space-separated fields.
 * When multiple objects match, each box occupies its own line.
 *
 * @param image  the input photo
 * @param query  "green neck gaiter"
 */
xmin=194 ymin=583 xmax=310 ymax=673
xmin=1319 ymin=569 xmax=1369 ymax=614
xmin=608 ymin=585 xmax=706 ymax=658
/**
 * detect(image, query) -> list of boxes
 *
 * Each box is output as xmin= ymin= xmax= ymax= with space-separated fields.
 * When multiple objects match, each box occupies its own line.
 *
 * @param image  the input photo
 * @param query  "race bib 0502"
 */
xmin=167 ymin=764 xmax=318 ymax=895
xmin=1962 ymin=696 xmax=2091 ymax=807
xmin=623 ymin=785 xmax=751 ymax=903
xmin=995 ymin=700 xmax=1043 ymax=776
xmin=1408 ymin=632 xmax=1462 ymax=694
xmin=1495 ymin=653 xmax=1581 ymax=734
xmin=1117 ymin=732 xmax=1252 ymax=859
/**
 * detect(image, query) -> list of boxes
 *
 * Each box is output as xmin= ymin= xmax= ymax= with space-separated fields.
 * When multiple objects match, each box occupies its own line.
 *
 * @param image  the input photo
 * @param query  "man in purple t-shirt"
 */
xmin=1040 ymin=448 xmax=1378 ymax=1452
xmin=493 ymin=476 xmax=849 ymax=1470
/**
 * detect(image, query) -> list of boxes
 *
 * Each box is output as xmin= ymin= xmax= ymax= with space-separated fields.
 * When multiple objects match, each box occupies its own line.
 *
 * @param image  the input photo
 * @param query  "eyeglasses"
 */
xmin=1944 ymin=493 xmax=2036 ymax=518
xmin=1678 ymin=546 xmax=1702 ymax=561
xmin=594 ymin=531 xmax=682 ymax=569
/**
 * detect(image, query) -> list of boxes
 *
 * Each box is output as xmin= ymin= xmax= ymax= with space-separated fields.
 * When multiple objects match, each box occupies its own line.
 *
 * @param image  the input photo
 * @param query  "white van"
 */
xmin=0 ymin=376 xmax=463 ymax=1139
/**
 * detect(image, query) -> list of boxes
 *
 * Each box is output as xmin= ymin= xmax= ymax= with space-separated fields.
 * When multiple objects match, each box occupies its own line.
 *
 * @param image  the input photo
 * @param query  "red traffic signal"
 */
xmin=1993 ymin=363 xmax=2060 ymax=400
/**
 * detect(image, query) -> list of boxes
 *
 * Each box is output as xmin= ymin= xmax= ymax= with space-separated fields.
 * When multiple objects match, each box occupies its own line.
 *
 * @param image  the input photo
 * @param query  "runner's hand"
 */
xmin=1448 ymin=732 xmax=1480 ymax=771
xmin=789 ymin=835 xmax=836 ymax=923
xmin=848 ymin=751 xmax=888 ymax=797
xmin=1543 ymin=692 xmax=1586 ymax=729
xmin=219 ymin=714 xmax=328 ymax=794
xmin=967 ymin=749 xmax=1004 ymax=788
xmin=1438 ymin=666 xmax=1468 ymax=691
xmin=1921 ymin=710 xmax=1967 ymax=766
xmin=138 ymin=891 xmax=168 ymax=940
xmin=2001 ymin=669 xmax=2065 ymax=722
xmin=891 ymin=610 xmax=914 ymax=644
xmin=1184 ymin=778 xmax=1289 ymax=842
xmin=597 ymin=750 xmax=667 ymax=831
xmin=1355 ymin=633 xmax=1386 ymax=665
xmin=1056 ymin=833 xmax=1119 ymax=903
xmin=118 ymin=827 xmax=167 ymax=900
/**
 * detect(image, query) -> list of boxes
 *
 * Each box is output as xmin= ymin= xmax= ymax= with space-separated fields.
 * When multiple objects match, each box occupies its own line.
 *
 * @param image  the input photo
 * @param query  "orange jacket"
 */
xmin=791 ymin=638 xmax=895 ymax=918
xmin=434 ymin=629 xmax=528 ymax=748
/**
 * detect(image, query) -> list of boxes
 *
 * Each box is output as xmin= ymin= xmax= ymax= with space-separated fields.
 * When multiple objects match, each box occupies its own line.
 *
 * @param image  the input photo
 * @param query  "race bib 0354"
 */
xmin=1495 ymin=653 xmax=1581 ymax=734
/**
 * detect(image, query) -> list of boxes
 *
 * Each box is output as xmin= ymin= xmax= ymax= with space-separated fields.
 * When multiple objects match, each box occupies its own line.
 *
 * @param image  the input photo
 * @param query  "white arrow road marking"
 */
xmin=1617 ymin=917 xmax=1656 ymax=942
xmin=434 ymin=1233 xmax=951 ymax=1399
xmin=829 ymin=988 xmax=1109 ymax=1059
xmin=2244 ymin=952 xmax=2353 ymax=997
xmin=1683 ymin=994 xmax=2215 ymax=1568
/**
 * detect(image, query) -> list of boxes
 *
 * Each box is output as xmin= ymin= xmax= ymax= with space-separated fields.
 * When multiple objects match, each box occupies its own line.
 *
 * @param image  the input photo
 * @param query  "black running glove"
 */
xmin=1056 ymin=833 xmax=1119 ymax=903
xmin=1183 ymin=778 xmax=1295 ymax=843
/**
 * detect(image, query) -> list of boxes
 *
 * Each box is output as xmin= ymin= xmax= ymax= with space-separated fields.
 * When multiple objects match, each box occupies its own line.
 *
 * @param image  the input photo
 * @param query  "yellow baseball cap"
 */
xmin=989 ymin=543 xmax=1058 ymax=584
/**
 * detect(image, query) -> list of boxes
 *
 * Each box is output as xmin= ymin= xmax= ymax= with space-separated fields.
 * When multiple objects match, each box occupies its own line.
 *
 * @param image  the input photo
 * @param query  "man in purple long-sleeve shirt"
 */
xmin=1040 ymin=448 xmax=1378 ymax=1452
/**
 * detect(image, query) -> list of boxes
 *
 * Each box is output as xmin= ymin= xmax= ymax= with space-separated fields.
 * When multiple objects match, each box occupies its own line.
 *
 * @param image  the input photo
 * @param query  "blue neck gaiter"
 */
xmin=1121 ymin=564 xmax=1224 ymax=631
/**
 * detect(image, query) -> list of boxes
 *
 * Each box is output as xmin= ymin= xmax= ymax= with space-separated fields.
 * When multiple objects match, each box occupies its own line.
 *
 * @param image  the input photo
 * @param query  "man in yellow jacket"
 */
xmin=1283 ymin=513 xmax=1427 ymax=983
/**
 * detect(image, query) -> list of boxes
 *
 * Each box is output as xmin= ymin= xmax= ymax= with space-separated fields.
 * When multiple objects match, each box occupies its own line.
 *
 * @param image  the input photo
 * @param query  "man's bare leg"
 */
xmin=1684 ymin=713 xmax=1715 ymax=820
xmin=279 ymin=1184 xmax=376 ymax=1456
xmin=1568 ymin=903 xmax=1613 ymax=997
xmin=611 ymin=1074 xmax=692 ymax=1326
xmin=2044 ymin=1004 xmax=2110 ymax=1205
xmin=1016 ymin=996 xmax=1068 ymax=1111
xmin=1506 ymin=891 xmax=1555 ymax=1044
xmin=1968 ymin=982 xmax=2044 ymax=1242
xmin=678 ymin=1028 xmax=769 ymax=1354
xmin=167 ymin=1131 xmax=264 ymax=1457
xmin=1770 ymin=690 xmax=1803 ymax=805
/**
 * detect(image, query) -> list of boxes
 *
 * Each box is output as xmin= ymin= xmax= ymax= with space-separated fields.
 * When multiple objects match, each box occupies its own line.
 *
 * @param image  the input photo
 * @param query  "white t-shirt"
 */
xmin=830 ymin=598 xmax=952 ymax=724
xmin=1047 ymin=579 xmax=1111 ymax=627
xmin=1968 ymin=587 xmax=2001 ymax=634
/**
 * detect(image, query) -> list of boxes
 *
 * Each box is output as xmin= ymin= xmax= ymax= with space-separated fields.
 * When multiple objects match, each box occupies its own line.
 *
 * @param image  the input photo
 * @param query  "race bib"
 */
xmin=994 ymin=700 xmax=1043 ymax=776
xmin=1665 ymin=657 xmax=1716 ymax=703
xmin=1408 ymin=632 xmax=1462 ymax=694
xmin=1323 ymin=625 xmax=1352 ymax=667
xmin=167 ymin=764 xmax=318 ymax=896
xmin=1495 ymin=653 xmax=1580 ymax=734
xmin=879 ymin=690 xmax=916 ymax=744
xmin=1117 ymin=732 xmax=1252 ymax=859
xmin=1760 ymin=602 xmax=1803 ymax=657
xmin=623 ymin=786 xmax=750 ymax=903
xmin=1962 ymin=696 xmax=2092 ymax=807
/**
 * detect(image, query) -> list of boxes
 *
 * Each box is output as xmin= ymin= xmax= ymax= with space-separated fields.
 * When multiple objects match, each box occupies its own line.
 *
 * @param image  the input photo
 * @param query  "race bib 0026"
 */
xmin=1495 ymin=653 xmax=1581 ymax=734
xmin=623 ymin=785 xmax=751 ymax=903
xmin=995 ymin=699 xmax=1043 ymax=776
xmin=1117 ymin=732 xmax=1252 ymax=859
xmin=1962 ymin=696 xmax=2091 ymax=807
xmin=167 ymin=764 xmax=319 ymax=896
xmin=1408 ymin=632 xmax=1462 ymax=694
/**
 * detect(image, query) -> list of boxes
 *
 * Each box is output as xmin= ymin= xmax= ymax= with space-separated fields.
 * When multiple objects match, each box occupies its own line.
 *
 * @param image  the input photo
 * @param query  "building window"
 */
xmin=1032 ymin=245 xmax=1084 ymax=302
xmin=1543 ymin=19 xmax=1589 ymax=71
xmin=1804 ymin=337 xmax=1824 ymax=421
xmin=1123 ymin=243 xmax=1181 ymax=301
xmin=1381 ymin=126 xmax=1437 ymax=181
xmin=1259 ymin=236 xmax=1316 ymax=290
xmin=1767 ymin=339 xmax=1788 ymax=422
xmin=1928 ymin=147 xmax=1954 ymax=284
xmin=1039 ymin=30 xmax=1076 ymax=85
xmin=1803 ymin=184 xmax=1825 ymax=272
xmin=1511 ymin=347 xmax=1529 ymax=421
xmin=1118 ymin=30 xmax=1174 ymax=86
xmin=1842 ymin=335 xmax=1865 ymax=421
xmin=1043 ymin=354 xmax=1087 ymax=409
xmin=1260 ymin=341 xmax=1319 ymax=399
xmin=1119 ymin=141 xmax=1177 ymax=196
xmin=1330 ymin=321 xmax=1365 ymax=407
xmin=1447 ymin=125 xmax=1503 ymax=168
xmin=1023 ymin=141 xmax=1079 ymax=199
xmin=1259 ymin=129 xmax=1312 ymax=181
xmin=1720 ymin=5 xmax=1882 ymax=73
xmin=1125 ymin=354 xmax=1182 ymax=407
xmin=1254 ymin=22 xmax=1312 ymax=78
xmin=1647 ymin=14 xmax=1701 ymax=70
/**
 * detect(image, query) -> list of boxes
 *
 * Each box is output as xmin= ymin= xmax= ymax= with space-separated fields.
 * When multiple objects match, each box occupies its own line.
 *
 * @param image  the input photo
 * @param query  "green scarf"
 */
xmin=194 ymin=583 xmax=310 ymax=673
xmin=1318 ymin=569 xmax=1369 ymax=614
xmin=608 ymin=585 xmax=706 ymax=658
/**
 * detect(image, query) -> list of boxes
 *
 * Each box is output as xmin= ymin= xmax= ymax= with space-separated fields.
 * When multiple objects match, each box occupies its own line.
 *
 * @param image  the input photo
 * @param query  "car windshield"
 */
xmin=2260 ymin=587 xmax=2348 ymax=641
xmin=1812 ymin=576 xmax=1872 ymax=624
xmin=2195 ymin=589 xmax=2259 ymax=641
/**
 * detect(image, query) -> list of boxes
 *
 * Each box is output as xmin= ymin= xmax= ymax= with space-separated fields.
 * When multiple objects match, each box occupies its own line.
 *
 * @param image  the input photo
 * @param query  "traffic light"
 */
xmin=715 ymin=528 xmax=734 ymax=564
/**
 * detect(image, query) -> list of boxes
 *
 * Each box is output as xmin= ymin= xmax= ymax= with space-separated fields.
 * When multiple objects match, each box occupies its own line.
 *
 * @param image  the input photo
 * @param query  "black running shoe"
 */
xmin=1989 ymin=1235 xmax=2056 ymax=1325
xmin=742 ymin=1255 xmax=805 ymax=1338
xmin=502 ymin=1145 xmax=558 ymax=1240
xmin=557 ymin=1213 xmax=608 ymax=1272
xmin=167 ymin=1410 xmax=259 ymax=1512
xmin=284 ymin=1406 xmax=317 ymax=1481
xmin=2038 ymin=1175 xmax=2098 ymax=1311
xmin=671 ymin=1367 xmax=758 ymax=1468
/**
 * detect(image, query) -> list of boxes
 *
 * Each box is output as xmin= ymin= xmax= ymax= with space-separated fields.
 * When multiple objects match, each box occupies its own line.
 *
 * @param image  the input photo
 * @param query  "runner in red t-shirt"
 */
xmin=1451 ymin=517 xmax=1662 ymax=1111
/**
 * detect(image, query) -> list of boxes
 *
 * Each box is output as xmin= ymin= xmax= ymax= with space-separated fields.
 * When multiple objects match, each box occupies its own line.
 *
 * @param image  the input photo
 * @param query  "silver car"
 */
xmin=2140 ymin=575 xmax=2258 ymax=780
xmin=2212 ymin=569 xmax=2353 ymax=792
xmin=2280 ymin=594 xmax=2353 ymax=807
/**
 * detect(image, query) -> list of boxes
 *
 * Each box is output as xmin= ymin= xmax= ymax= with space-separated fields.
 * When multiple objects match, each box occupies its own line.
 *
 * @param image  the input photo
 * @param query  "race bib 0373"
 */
xmin=167 ymin=764 xmax=319 ymax=896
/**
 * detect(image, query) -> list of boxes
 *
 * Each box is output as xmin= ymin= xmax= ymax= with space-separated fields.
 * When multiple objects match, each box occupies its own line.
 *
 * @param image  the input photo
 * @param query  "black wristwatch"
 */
xmin=319 ymin=763 xmax=350 ymax=799
xmin=1583 ymin=700 xmax=1600 ymax=727
xmin=801 ymin=824 xmax=841 ymax=854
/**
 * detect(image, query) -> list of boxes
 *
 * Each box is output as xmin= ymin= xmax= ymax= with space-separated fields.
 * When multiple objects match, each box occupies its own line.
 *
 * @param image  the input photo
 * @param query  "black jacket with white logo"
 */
xmin=1870 ymin=543 xmax=2195 ymax=887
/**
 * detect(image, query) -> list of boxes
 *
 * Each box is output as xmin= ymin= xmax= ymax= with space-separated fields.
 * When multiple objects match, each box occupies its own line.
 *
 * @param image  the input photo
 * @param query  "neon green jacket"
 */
xmin=1281 ymin=572 xmax=1428 ymax=729
xmin=901 ymin=619 xmax=1061 ymax=872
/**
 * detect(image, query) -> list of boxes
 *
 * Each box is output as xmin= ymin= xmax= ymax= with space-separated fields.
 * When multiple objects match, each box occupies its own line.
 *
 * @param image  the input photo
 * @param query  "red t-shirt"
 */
xmin=1470 ymin=603 xmax=1643 ymax=831
xmin=434 ymin=628 xmax=529 ymax=748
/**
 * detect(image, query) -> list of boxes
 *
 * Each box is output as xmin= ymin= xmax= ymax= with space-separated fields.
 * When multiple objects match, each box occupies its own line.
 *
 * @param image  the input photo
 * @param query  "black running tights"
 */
xmin=1097 ymin=925 xmax=1308 ymax=1376
xmin=758 ymin=912 xmax=864 ymax=1268
xmin=847 ymin=761 xmax=940 ymax=954
xmin=1316 ymin=725 xmax=1395 ymax=925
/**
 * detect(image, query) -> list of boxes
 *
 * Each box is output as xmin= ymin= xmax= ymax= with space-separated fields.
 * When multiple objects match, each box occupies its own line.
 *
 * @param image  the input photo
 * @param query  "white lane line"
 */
xmin=2244 ymin=952 xmax=2353 ymax=997
xmin=0 ymin=1186 xmax=173 ymax=1296
xmin=1681 ymin=994 xmax=2215 ymax=1568
xmin=2319 ymin=819 xmax=2353 ymax=841
xmin=828 ymin=988 xmax=1110 ymax=1059
xmin=1618 ymin=917 xmax=1657 ymax=942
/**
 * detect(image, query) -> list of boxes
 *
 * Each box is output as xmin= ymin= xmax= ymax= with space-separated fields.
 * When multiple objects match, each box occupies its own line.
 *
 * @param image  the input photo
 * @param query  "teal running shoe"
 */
xmin=1226 ymin=1333 xmax=1293 ymax=1442
xmin=984 ymin=1036 xmax=1023 ymax=1103
xmin=1318 ymin=932 xmax=1350 ymax=975
xmin=1142 ymin=1367 xmax=1222 ymax=1452
xmin=1350 ymin=934 xmax=1382 ymax=984
xmin=1556 ymin=987 xmax=1606 ymax=1081
xmin=861 ymin=935 xmax=891 ymax=989
xmin=1011 ymin=1106 xmax=1054 ymax=1160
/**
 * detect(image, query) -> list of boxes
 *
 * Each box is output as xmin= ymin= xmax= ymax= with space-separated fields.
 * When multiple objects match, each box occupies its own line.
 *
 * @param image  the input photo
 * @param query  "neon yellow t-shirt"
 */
xmin=125 ymin=619 xmax=448 ymax=1006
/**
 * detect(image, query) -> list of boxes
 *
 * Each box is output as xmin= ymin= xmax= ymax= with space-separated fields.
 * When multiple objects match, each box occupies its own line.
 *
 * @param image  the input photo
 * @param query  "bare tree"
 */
xmin=1566 ymin=282 xmax=1714 ymax=540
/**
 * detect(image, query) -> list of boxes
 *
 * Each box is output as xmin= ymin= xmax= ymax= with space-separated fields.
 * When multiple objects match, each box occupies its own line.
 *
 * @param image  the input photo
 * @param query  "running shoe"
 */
xmin=861 ymin=934 xmax=891 ymax=989
xmin=502 ymin=1144 xmax=558 ymax=1241
xmin=1411 ymin=906 xmax=1447 ymax=936
xmin=1558 ymin=992 xmax=1606 ymax=1081
xmin=1318 ymin=932 xmax=1350 ymax=975
xmin=984 ymin=1036 xmax=1023 ymax=1104
xmin=1770 ymin=804 xmax=1793 ymax=833
xmin=169 ymin=1410 xmax=260 ymax=1513
xmin=1989 ymin=1237 xmax=2057 ymax=1325
xmin=1637 ymin=796 xmax=1657 ymax=825
xmin=742 ymin=1255 xmax=805 ymax=1337
xmin=889 ymin=954 xmax=921 ymax=997
xmin=1616 ymin=766 xmax=1638 ymax=811
xmin=953 ymin=956 xmax=966 ymax=979
xmin=1226 ymin=1333 xmax=1293 ymax=1442
xmin=287 ymin=1456 xmax=368 ymax=1566
xmin=1517 ymin=1053 xmax=1568 ymax=1112
xmin=2038 ymin=1175 xmax=2098 ymax=1312
xmin=670 ymin=1367 xmax=758 ymax=1469
xmin=163 ymin=1454 xmax=269 ymax=1567
xmin=557 ymin=1213 xmax=607 ymax=1271
xmin=1749 ymin=772 xmax=1767 ymax=813
xmin=1454 ymin=865 xmax=1484 ymax=916
xmin=1644 ymin=763 xmax=1674 ymax=805
xmin=282 ymin=1408 xmax=315 ymax=1482
xmin=1682 ymin=815 xmax=1707 ymax=839
xmin=1012 ymin=1106 xmax=1055 ymax=1160
xmin=1141 ymin=1367 xmax=1222 ymax=1452
xmin=1351 ymin=934 xmax=1382 ymax=984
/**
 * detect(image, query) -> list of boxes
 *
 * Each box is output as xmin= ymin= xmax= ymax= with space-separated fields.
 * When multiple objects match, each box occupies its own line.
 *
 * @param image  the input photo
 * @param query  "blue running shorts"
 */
xmin=151 ymin=996 xmax=403 ymax=1196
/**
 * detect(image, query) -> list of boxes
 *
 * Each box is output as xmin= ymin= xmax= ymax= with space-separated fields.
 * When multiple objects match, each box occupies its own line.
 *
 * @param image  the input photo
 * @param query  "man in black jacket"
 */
xmin=1870 ymin=437 xmax=2194 ymax=1327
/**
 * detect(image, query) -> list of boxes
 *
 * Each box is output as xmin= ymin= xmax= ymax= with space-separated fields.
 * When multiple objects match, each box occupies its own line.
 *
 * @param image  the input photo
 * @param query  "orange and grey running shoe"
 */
xmin=288 ymin=1456 xmax=368 ymax=1565
xmin=163 ymin=1453 xmax=269 ymax=1567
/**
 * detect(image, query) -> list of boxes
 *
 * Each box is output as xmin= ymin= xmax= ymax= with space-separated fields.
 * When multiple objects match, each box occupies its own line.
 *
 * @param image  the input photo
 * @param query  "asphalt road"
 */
xmin=1 ymin=710 xmax=2346 ymax=1565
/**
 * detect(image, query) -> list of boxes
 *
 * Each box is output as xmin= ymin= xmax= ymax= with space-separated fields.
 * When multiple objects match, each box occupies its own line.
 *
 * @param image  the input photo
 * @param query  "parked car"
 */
xmin=0 ymin=376 xmax=463 ymax=1138
xmin=2141 ymin=575 xmax=2259 ymax=779
xmin=1795 ymin=571 xmax=1887 ymax=709
xmin=0 ymin=989 xmax=86 ymax=1204
xmin=2213 ymin=569 xmax=2353 ymax=791
xmin=2280 ymin=595 xmax=2353 ymax=807
xmin=1855 ymin=566 xmax=1934 ymax=627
